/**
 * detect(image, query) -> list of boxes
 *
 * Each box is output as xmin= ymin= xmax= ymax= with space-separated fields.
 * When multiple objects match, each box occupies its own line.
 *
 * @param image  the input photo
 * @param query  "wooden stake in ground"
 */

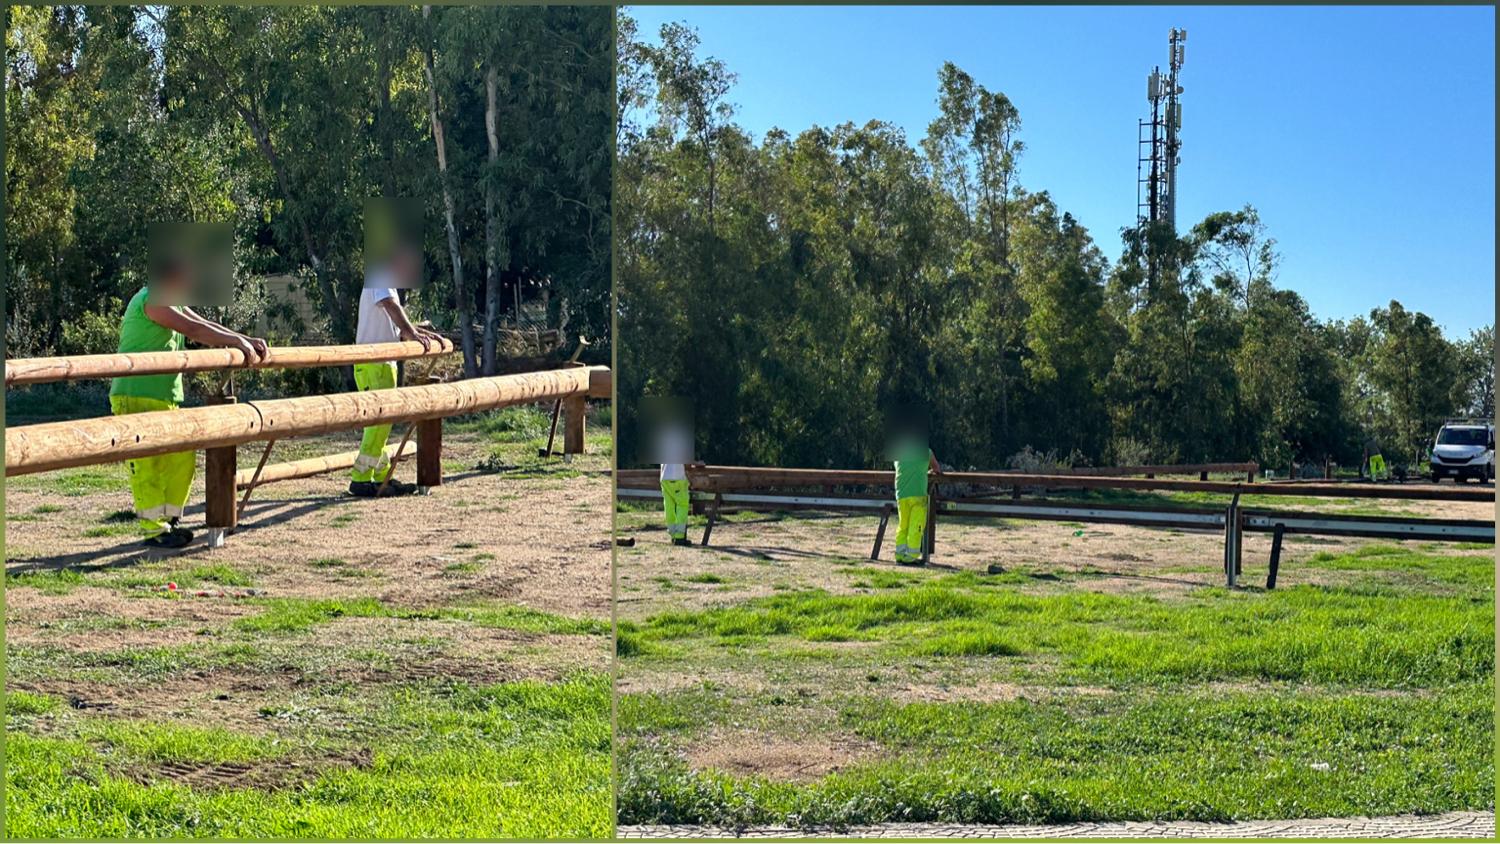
xmin=376 ymin=422 xmax=420 ymax=497
xmin=236 ymin=440 xmax=279 ymax=520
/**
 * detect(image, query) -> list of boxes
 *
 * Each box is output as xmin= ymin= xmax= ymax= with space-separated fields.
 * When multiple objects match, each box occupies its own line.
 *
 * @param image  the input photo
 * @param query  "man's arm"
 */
xmin=377 ymin=296 xmax=448 ymax=352
xmin=144 ymin=304 xmax=267 ymax=364
xmin=928 ymin=451 xmax=941 ymax=474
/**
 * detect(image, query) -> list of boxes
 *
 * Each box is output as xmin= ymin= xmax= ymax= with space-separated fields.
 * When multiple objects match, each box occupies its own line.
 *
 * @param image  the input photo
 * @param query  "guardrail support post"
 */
xmin=1234 ymin=507 xmax=1244 ymax=578
xmin=563 ymin=395 xmax=586 ymax=456
xmin=417 ymin=418 xmax=443 ymax=492
xmin=204 ymin=395 xmax=238 ymax=548
xmin=1223 ymin=494 xmax=1241 ymax=588
xmin=921 ymin=486 xmax=939 ymax=565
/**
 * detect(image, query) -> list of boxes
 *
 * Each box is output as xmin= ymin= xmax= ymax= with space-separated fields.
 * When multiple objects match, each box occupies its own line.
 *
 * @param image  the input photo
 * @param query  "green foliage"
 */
xmin=7 ymin=6 xmax=610 ymax=371
xmin=5 ymin=691 xmax=62 ymax=717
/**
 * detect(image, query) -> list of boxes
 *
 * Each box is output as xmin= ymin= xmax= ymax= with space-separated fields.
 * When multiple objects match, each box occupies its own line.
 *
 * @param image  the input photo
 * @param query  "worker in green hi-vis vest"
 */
xmin=892 ymin=439 xmax=940 ymax=566
xmin=886 ymin=404 xmax=940 ymax=566
xmin=110 ymin=250 xmax=268 ymax=549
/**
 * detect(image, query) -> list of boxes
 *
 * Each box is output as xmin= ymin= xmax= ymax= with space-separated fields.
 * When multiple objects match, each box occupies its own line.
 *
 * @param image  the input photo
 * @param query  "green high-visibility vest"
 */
xmin=893 ymin=444 xmax=933 ymax=500
xmin=109 ymin=287 xmax=185 ymax=404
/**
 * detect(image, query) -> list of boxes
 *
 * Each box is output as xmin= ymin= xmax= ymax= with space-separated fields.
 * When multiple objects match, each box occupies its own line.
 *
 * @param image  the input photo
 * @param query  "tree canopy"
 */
xmin=5 ymin=5 xmax=611 ymax=376
xmin=616 ymin=15 xmax=1491 ymax=471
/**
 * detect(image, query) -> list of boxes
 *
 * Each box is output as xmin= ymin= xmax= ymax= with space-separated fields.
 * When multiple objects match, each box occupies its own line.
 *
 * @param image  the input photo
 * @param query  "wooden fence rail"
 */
xmin=7 ymin=365 xmax=610 ymax=547
xmin=616 ymin=464 xmax=1492 ymax=503
xmin=5 ymin=340 xmax=458 ymax=386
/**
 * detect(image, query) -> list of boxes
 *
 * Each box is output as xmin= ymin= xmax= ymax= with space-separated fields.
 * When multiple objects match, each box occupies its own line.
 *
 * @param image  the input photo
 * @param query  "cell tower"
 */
xmin=1138 ymin=28 xmax=1186 ymax=232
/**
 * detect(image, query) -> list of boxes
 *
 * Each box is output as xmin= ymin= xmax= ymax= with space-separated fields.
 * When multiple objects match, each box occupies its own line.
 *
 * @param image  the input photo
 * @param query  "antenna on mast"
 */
xmin=1139 ymin=28 xmax=1186 ymax=231
xmin=1137 ymin=28 xmax=1186 ymax=289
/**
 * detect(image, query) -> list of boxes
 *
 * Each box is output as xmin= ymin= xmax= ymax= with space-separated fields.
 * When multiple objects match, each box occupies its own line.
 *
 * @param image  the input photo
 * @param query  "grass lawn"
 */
xmin=615 ymin=534 xmax=1495 ymax=829
xmin=6 ymin=403 xmax=614 ymax=838
xmin=7 ymin=675 xmax=611 ymax=838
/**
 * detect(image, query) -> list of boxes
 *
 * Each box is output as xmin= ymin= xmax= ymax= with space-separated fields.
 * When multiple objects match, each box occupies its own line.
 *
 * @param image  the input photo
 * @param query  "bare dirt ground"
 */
xmin=5 ymin=426 xmax=612 ymax=732
xmin=615 ymin=492 xmax=1493 ymax=618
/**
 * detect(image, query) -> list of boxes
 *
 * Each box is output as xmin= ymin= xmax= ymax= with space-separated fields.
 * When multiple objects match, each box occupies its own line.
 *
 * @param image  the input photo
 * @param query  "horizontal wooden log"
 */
xmin=234 ymin=443 xmax=412 ymax=489
xmin=935 ymin=471 xmax=1493 ymax=502
xmin=5 ymin=366 xmax=607 ymax=476
xmin=619 ymin=463 xmax=1254 ymax=485
xmin=5 ymin=339 xmax=456 ymax=386
xmin=1043 ymin=462 xmax=1257 ymax=477
xmin=615 ymin=464 xmax=1493 ymax=502
xmin=587 ymin=366 xmax=612 ymax=399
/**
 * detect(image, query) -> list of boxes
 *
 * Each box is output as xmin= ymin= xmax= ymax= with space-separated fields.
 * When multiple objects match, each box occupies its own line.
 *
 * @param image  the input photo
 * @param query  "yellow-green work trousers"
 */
xmin=352 ymin=362 xmax=398 ymax=482
xmin=895 ymin=495 xmax=928 ymax=562
xmin=661 ymin=479 xmax=690 ymax=541
xmin=109 ymin=396 xmax=194 ymax=537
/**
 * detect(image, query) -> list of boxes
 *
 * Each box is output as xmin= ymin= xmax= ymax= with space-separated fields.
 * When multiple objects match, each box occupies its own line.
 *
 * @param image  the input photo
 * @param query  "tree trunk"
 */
xmin=481 ymin=63 xmax=502 ymax=376
xmin=376 ymin=18 xmax=396 ymax=198
xmin=423 ymin=6 xmax=476 ymax=376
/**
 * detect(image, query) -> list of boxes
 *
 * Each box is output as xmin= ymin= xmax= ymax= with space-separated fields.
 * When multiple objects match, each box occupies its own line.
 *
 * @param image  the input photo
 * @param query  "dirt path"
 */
xmin=6 ymin=430 xmax=611 ymax=615
xmin=619 ymin=811 xmax=1495 ymax=839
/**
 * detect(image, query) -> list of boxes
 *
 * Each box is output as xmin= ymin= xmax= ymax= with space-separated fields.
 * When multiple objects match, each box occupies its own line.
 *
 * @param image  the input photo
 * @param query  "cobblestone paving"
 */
xmin=618 ymin=811 xmax=1494 ymax=839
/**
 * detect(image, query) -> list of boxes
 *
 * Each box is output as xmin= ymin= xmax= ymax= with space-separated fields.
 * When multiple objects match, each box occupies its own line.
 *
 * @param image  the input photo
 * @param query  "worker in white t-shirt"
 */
xmin=350 ymin=245 xmax=447 ymax=497
xmin=654 ymin=421 xmax=697 ymax=546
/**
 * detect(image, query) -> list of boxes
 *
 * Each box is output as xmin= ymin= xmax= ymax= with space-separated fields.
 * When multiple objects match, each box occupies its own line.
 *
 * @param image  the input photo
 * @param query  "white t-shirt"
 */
xmin=660 ymin=463 xmax=686 ymax=482
xmin=356 ymin=285 xmax=400 ymax=345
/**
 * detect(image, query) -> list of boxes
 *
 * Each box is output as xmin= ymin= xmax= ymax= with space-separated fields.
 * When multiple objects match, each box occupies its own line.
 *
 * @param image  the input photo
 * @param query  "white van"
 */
xmin=1429 ymin=420 xmax=1495 ymax=483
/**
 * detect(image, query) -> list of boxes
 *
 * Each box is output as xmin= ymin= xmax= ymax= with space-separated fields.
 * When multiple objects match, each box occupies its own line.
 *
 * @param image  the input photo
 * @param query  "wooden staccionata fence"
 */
xmin=5 ymin=344 xmax=610 ymax=546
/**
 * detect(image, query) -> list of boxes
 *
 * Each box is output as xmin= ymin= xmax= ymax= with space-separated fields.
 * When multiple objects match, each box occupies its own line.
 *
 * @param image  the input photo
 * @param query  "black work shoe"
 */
xmin=672 ymin=537 xmax=692 ymax=547
xmin=348 ymin=481 xmax=380 ymax=498
xmin=143 ymin=530 xmax=192 ymax=550
xmin=170 ymin=526 xmax=195 ymax=544
xmin=378 ymin=478 xmax=418 ymax=496
xmin=895 ymin=556 xmax=925 ymax=567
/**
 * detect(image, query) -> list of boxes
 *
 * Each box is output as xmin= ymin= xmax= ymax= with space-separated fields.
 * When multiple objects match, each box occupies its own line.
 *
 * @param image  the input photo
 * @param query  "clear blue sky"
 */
xmin=629 ymin=5 xmax=1496 ymax=337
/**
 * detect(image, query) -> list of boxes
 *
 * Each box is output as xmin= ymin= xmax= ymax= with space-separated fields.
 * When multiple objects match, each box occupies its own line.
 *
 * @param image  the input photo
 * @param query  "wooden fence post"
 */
xmin=204 ymin=395 xmax=238 ymax=548
xmin=417 ymin=418 xmax=443 ymax=492
xmin=563 ymin=395 xmax=587 ymax=455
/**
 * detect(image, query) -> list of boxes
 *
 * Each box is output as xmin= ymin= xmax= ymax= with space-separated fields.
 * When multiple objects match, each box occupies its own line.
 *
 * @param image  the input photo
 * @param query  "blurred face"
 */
xmin=365 ymin=197 xmax=425 ymax=290
xmin=883 ymin=404 xmax=930 ymax=459
xmin=150 ymin=262 xmax=192 ymax=305
xmin=639 ymin=398 xmax=696 ymax=465
xmin=148 ymin=222 xmax=233 ymax=307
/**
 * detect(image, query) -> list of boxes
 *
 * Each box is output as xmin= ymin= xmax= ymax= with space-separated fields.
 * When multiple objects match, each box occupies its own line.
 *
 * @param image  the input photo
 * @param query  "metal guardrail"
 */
xmin=616 ymin=486 xmax=1494 ymax=588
